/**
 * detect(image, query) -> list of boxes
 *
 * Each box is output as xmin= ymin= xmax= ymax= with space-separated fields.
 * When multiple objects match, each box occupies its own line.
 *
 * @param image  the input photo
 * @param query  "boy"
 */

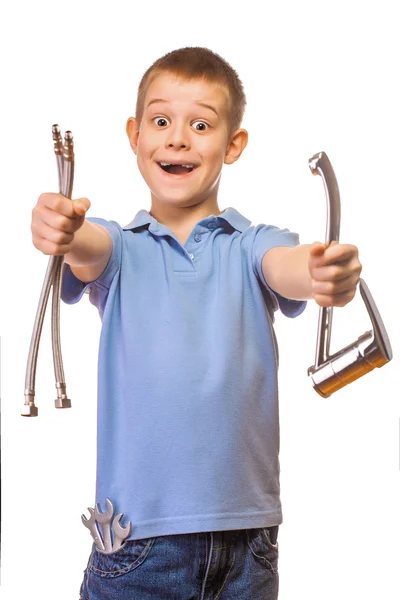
xmin=31 ymin=47 xmax=361 ymax=599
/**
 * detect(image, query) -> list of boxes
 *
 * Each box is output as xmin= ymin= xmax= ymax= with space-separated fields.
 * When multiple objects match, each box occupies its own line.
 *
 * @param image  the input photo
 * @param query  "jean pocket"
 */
xmin=246 ymin=528 xmax=279 ymax=573
xmin=263 ymin=526 xmax=279 ymax=550
xmin=88 ymin=537 xmax=156 ymax=579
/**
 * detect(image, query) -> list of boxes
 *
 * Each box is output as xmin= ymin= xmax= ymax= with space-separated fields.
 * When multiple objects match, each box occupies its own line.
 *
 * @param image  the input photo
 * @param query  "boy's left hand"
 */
xmin=308 ymin=241 xmax=362 ymax=308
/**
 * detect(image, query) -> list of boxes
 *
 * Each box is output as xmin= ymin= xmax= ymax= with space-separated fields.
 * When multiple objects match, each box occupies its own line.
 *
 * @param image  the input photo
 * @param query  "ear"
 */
xmin=126 ymin=117 xmax=140 ymax=155
xmin=224 ymin=129 xmax=248 ymax=165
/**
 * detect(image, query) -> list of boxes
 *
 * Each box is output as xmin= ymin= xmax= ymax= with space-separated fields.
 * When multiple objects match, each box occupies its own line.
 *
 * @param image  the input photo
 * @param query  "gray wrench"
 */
xmin=112 ymin=513 xmax=132 ymax=552
xmin=94 ymin=498 xmax=114 ymax=553
xmin=81 ymin=507 xmax=105 ymax=551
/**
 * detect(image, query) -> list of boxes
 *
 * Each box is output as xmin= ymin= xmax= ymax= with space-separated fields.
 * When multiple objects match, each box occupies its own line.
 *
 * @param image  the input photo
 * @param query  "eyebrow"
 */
xmin=146 ymin=98 xmax=219 ymax=117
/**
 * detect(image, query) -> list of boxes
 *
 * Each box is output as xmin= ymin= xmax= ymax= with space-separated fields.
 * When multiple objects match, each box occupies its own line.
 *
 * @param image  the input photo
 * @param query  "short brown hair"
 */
xmin=135 ymin=47 xmax=246 ymax=140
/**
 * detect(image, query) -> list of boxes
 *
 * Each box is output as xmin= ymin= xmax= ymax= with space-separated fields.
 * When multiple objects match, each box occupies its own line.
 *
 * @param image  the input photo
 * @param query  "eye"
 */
xmin=153 ymin=117 xmax=170 ymax=127
xmin=192 ymin=121 xmax=209 ymax=131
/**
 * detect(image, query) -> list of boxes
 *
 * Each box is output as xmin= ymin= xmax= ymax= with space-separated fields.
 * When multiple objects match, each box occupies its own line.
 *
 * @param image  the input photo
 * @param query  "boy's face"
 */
xmin=127 ymin=72 xmax=246 ymax=212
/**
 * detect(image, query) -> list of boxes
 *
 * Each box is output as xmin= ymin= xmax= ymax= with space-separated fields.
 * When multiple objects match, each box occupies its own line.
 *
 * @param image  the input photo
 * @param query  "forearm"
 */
xmin=268 ymin=244 xmax=314 ymax=301
xmin=64 ymin=220 xmax=111 ymax=268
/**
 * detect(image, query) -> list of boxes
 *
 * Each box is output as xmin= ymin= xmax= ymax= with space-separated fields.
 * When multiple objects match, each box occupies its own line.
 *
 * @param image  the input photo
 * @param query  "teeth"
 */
xmin=159 ymin=162 xmax=194 ymax=168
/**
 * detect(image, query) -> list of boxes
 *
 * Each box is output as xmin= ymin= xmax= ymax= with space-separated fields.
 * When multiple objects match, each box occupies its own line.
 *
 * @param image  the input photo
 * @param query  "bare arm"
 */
xmin=262 ymin=242 xmax=362 ymax=308
xmin=262 ymin=244 xmax=314 ymax=301
xmin=64 ymin=220 xmax=112 ymax=283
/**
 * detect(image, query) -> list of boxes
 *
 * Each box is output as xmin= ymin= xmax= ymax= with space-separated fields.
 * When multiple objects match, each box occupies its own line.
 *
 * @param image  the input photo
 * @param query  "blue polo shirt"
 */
xmin=61 ymin=206 xmax=307 ymax=539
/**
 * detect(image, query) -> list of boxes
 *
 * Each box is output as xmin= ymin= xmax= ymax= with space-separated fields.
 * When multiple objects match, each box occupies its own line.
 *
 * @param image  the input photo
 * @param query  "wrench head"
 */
xmin=112 ymin=513 xmax=132 ymax=539
xmin=81 ymin=507 xmax=96 ymax=528
xmin=94 ymin=497 xmax=114 ymax=523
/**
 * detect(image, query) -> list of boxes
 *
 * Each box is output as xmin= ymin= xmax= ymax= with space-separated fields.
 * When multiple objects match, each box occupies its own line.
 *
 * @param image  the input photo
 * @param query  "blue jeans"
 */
xmin=79 ymin=526 xmax=279 ymax=599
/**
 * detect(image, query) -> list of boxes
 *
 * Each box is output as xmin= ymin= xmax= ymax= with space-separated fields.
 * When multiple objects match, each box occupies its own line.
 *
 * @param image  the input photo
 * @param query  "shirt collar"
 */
xmin=122 ymin=207 xmax=252 ymax=234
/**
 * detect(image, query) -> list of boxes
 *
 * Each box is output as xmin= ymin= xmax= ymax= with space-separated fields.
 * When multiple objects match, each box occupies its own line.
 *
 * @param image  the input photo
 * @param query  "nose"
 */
xmin=165 ymin=122 xmax=190 ymax=149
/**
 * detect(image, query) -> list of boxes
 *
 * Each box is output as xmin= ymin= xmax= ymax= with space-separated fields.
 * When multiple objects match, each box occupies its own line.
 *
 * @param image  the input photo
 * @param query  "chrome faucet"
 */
xmin=307 ymin=151 xmax=392 ymax=397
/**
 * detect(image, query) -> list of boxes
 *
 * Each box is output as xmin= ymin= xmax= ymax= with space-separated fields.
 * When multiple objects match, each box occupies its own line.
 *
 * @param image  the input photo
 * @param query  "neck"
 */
xmin=149 ymin=198 xmax=222 ymax=234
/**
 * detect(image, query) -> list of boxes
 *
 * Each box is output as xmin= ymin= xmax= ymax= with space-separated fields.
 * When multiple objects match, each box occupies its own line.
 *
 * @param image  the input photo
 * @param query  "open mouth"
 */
xmin=157 ymin=162 xmax=197 ymax=175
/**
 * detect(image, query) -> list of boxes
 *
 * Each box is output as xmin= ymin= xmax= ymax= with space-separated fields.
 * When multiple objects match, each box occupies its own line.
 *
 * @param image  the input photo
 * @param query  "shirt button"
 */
xmin=189 ymin=253 xmax=194 ymax=260
xmin=207 ymin=222 xmax=216 ymax=230
xmin=194 ymin=234 xmax=201 ymax=242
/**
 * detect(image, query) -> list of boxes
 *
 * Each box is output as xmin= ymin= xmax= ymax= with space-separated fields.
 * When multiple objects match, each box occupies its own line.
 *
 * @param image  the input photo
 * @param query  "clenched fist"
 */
xmin=308 ymin=241 xmax=362 ymax=308
xmin=31 ymin=193 xmax=91 ymax=256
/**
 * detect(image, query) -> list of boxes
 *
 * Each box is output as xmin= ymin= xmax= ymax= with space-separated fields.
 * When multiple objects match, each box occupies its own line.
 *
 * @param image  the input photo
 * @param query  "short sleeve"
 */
xmin=61 ymin=218 xmax=122 ymax=317
xmin=252 ymin=223 xmax=307 ymax=318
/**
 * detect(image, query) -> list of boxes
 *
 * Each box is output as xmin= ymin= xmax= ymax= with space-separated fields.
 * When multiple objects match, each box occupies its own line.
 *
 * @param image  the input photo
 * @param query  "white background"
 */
xmin=1 ymin=1 xmax=399 ymax=598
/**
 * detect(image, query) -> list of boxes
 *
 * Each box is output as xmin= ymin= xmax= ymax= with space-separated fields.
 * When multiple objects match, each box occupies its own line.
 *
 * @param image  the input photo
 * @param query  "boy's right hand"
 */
xmin=31 ymin=193 xmax=91 ymax=255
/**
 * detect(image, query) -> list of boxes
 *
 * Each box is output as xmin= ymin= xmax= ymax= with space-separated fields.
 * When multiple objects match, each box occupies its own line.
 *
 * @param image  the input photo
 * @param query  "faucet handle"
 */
xmin=358 ymin=278 xmax=392 ymax=366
